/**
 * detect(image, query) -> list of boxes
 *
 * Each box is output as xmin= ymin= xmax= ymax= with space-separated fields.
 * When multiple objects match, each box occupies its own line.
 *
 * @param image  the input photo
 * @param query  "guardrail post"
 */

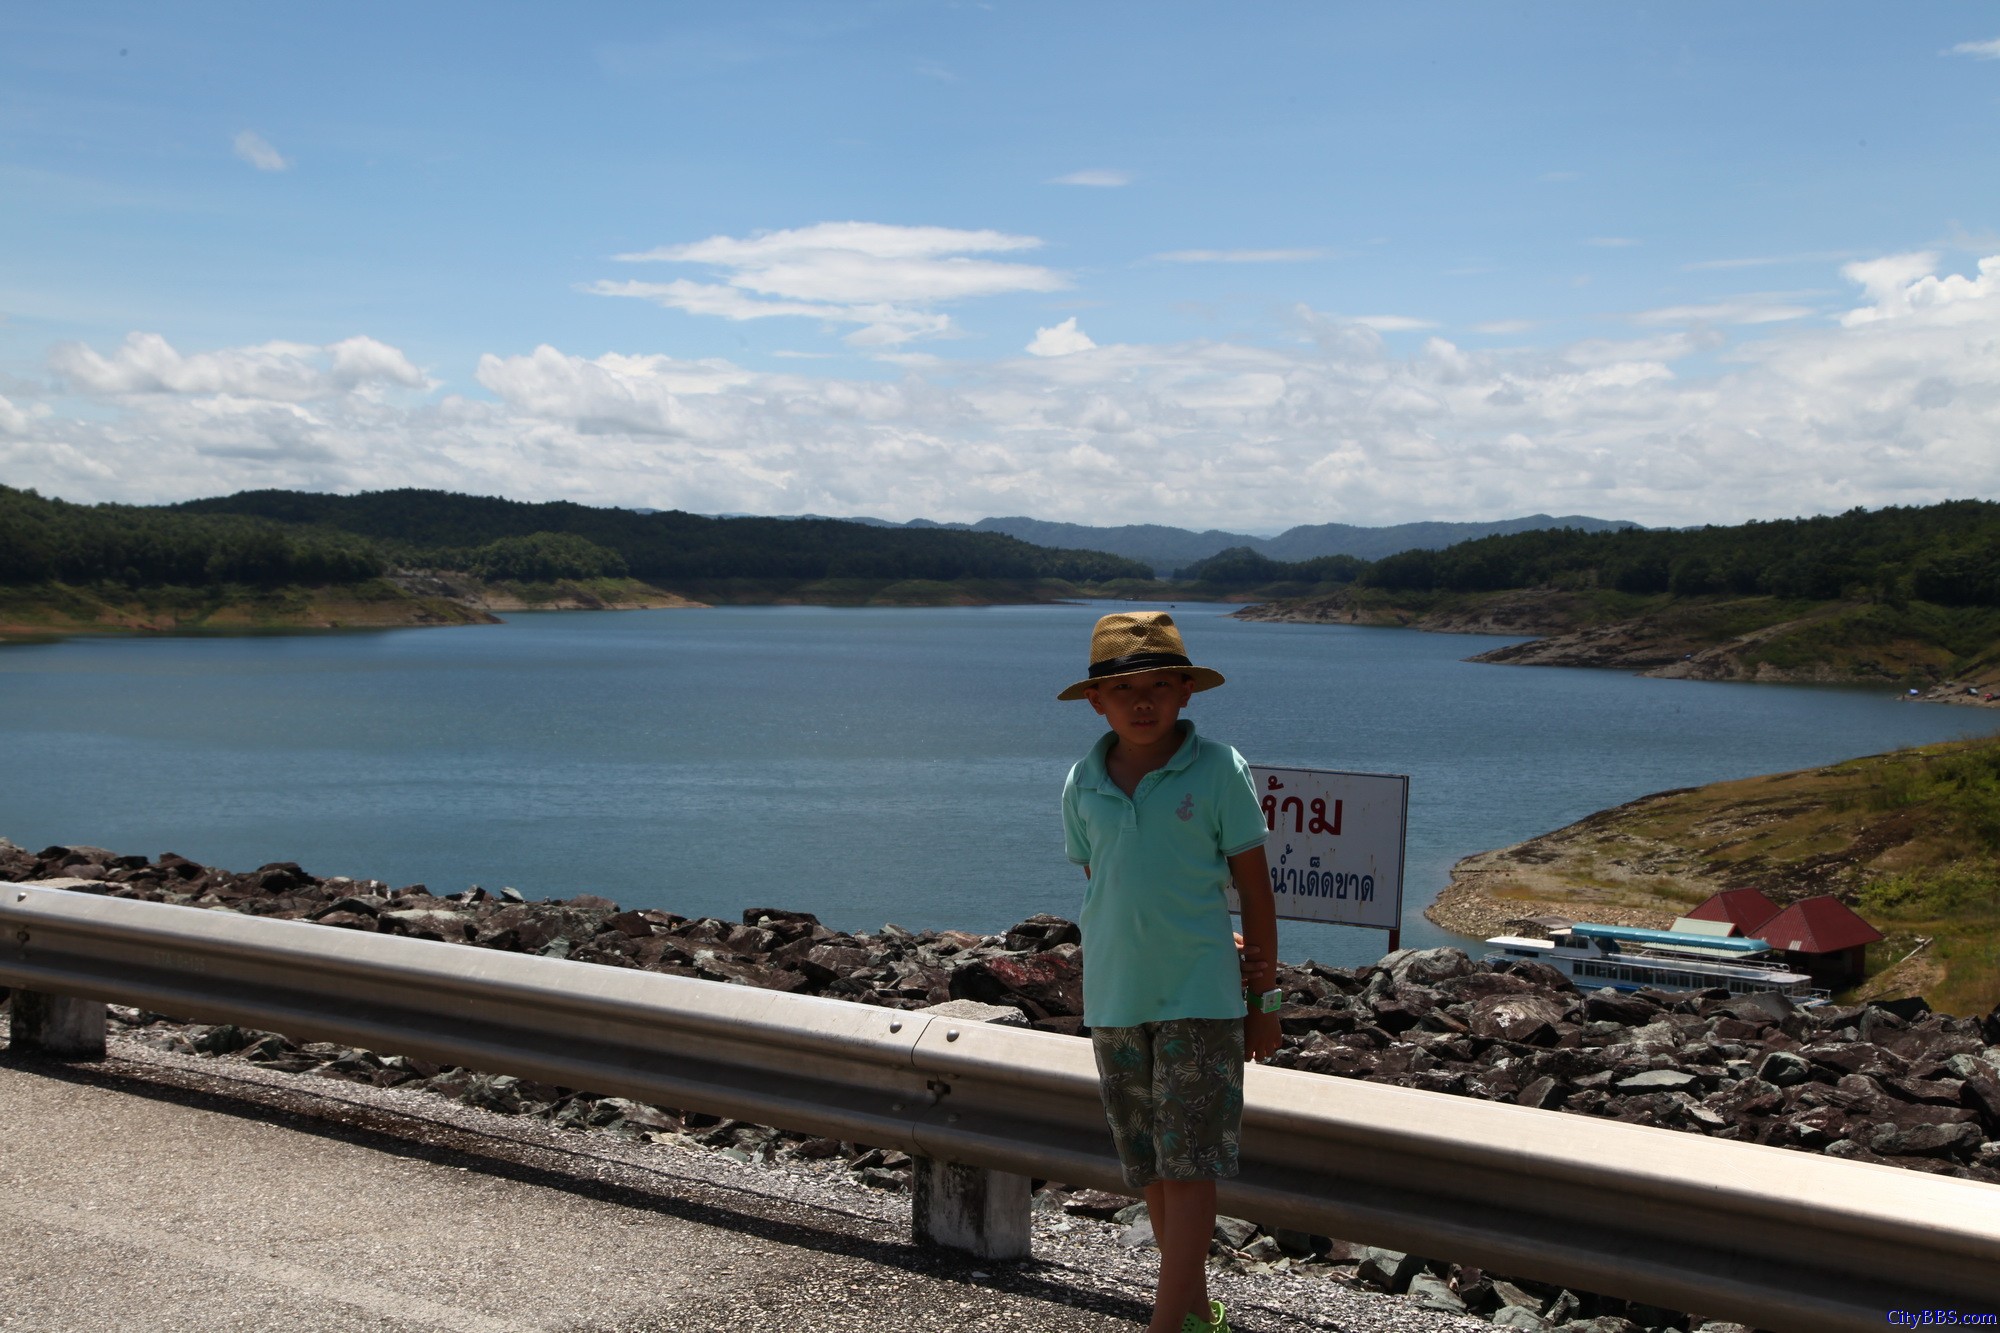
xmin=8 ymin=989 xmax=106 ymax=1059
xmin=912 ymin=1157 xmax=1032 ymax=1260
xmin=911 ymin=999 xmax=1035 ymax=1261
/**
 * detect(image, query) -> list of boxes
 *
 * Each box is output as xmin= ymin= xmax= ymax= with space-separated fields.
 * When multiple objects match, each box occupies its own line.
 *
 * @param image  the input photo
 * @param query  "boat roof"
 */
xmin=1571 ymin=922 xmax=1773 ymax=954
xmin=1485 ymin=935 xmax=1556 ymax=949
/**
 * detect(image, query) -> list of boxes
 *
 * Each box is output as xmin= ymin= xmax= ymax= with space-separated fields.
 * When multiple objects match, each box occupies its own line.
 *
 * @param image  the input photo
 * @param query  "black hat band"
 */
xmin=1087 ymin=650 xmax=1193 ymax=679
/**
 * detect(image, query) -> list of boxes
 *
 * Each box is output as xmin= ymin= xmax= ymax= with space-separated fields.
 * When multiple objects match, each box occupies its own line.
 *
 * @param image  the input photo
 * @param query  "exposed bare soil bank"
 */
xmin=0 ymin=579 xmax=497 ymax=641
xmin=1236 ymin=586 xmax=2000 ymax=699
xmin=387 ymin=570 xmax=706 ymax=612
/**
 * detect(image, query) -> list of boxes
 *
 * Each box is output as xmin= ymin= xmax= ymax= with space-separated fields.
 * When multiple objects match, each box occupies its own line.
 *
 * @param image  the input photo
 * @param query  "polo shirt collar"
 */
xmin=1082 ymin=719 xmax=1200 ymax=792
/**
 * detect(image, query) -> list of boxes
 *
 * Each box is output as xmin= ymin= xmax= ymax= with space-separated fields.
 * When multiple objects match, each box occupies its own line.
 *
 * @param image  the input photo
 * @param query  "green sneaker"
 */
xmin=1178 ymin=1302 xmax=1230 ymax=1333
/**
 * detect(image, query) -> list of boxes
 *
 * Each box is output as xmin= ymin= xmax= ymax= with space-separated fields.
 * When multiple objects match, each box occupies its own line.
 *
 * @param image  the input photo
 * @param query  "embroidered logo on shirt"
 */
xmin=1175 ymin=793 xmax=1195 ymax=821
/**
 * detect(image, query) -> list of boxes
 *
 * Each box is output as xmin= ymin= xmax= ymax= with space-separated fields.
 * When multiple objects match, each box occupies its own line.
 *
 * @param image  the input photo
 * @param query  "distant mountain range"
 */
xmin=819 ymin=514 xmax=1642 ymax=576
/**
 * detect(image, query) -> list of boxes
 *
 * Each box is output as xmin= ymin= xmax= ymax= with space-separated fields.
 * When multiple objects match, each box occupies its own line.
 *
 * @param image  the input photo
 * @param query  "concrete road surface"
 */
xmin=0 ymin=1046 xmax=1479 ymax=1333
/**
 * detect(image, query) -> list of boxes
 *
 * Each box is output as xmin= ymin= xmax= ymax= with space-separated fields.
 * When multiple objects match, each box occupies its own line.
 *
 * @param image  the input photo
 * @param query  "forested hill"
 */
xmin=1226 ymin=499 xmax=2000 ymax=691
xmin=173 ymin=488 xmax=1150 ymax=585
xmin=1354 ymin=500 xmax=2000 ymax=603
xmin=0 ymin=484 xmax=1152 ymax=638
xmin=1193 ymin=500 xmax=2000 ymax=603
xmin=879 ymin=511 xmax=1637 ymax=574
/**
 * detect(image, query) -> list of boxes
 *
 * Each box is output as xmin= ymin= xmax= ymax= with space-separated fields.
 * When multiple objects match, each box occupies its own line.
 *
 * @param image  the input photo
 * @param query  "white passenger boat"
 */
xmin=1484 ymin=922 xmax=1826 ymax=1000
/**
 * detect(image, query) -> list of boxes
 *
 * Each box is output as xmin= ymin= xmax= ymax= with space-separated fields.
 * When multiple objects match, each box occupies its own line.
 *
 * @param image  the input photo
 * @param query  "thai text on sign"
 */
xmin=1225 ymin=766 xmax=1409 ymax=931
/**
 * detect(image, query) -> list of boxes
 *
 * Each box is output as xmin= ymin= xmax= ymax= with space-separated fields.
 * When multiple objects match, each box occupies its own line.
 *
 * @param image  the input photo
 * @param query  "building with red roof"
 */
xmin=1686 ymin=887 xmax=1782 ymax=936
xmin=1754 ymin=897 xmax=1884 ymax=988
xmin=1686 ymin=889 xmax=1883 ymax=989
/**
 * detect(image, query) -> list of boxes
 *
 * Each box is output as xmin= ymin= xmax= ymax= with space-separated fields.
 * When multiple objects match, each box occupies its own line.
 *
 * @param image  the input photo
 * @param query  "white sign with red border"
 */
xmin=1226 ymin=765 xmax=1409 ymax=931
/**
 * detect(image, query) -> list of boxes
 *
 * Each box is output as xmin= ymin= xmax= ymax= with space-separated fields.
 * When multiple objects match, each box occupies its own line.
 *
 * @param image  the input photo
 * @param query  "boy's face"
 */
xmin=1084 ymin=669 xmax=1194 ymax=748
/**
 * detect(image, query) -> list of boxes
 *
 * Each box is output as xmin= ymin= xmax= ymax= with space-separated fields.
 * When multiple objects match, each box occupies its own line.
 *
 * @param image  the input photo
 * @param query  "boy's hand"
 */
xmin=1233 ymin=931 xmax=1274 ymax=991
xmin=1245 ymin=1009 xmax=1281 ymax=1063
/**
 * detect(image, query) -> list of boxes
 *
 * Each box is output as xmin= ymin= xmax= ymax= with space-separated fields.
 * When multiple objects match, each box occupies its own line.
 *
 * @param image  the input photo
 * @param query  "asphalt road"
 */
xmin=0 ymin=1043 xmax=1486 ymax=1333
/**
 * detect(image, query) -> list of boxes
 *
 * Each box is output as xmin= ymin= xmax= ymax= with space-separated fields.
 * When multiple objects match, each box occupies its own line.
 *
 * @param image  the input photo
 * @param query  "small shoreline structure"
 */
xmin=1485 ymin=920 xmax=1825 ymax=1003
xmin=1429 ymin=735 xmax=2000 ymax=1016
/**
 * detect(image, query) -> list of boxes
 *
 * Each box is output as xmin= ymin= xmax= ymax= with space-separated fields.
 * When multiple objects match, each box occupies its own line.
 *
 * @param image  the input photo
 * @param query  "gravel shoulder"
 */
xmin=0 ymin=1035 xmax=1487 ymax=1333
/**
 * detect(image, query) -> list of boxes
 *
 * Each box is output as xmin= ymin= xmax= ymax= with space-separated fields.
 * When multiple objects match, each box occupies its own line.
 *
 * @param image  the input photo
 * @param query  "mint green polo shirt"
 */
xmin=1061 ymin=720 xmax=1268 ymax=1029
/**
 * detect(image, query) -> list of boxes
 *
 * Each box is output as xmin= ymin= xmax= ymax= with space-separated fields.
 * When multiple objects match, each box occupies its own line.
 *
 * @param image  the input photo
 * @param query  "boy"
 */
xmin=1058 ymin=611 xmax=1280 ymax=1333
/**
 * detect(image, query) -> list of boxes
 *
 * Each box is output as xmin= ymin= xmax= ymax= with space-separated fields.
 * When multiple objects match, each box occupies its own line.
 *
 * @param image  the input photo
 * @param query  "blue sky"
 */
xmin=5 ymin=3 xmax=2000 ymax=529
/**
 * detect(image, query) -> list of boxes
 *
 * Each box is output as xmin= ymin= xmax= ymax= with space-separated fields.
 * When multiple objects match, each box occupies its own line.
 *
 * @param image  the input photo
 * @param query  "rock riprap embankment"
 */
xmin=12 ymin=838 xmax=1995 ymax=1330
xmin=6 ymin=838 xmax=2000 ymax=1186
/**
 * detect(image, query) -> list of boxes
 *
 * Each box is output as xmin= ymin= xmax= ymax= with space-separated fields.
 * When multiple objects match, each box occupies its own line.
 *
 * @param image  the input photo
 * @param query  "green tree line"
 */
xmin=0 ymin=484 xmax=1151 ymax=589
xmin=1182 ymin=501 xmax=2000 ymax=609
xmin=0 ymin=485 xmax=386 ymax=587
xmin=174 ymin=488 xmax=1151 ymax=584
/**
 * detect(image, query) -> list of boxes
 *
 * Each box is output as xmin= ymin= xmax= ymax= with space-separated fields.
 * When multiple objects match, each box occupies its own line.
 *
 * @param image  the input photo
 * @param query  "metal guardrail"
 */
xmin=3 ymin=881 xmax=1997 ymax=1331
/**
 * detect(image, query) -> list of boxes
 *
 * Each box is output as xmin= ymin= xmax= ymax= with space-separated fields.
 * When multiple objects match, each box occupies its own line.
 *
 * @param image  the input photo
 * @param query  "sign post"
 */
xmin=1228 ymin=766 xmax=1410 ymax=952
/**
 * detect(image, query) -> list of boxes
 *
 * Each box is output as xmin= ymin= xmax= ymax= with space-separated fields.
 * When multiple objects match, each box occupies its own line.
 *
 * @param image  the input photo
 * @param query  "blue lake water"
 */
xmin=2 ymin=602 xmax=1993 ymax=969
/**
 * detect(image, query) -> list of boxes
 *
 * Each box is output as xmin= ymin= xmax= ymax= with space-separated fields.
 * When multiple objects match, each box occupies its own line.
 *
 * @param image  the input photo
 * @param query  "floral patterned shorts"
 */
xmin=1089 ymin=1017 xmax=1244 ymax=1190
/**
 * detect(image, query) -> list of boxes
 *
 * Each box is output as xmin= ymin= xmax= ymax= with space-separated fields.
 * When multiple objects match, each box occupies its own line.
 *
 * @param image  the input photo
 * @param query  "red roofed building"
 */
xmin=1688 ymin=888 xmax=1883 ymax=989
xmin=1754 ymin=897 xmax=1884 ymax=989
xmin=1686 ymin=887 xmax=1782 ymax=937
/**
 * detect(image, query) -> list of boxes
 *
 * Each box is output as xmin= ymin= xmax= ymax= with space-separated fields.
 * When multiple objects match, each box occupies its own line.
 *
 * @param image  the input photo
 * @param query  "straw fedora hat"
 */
xmin=1057 ymin=611 xmax=1227 ymax=701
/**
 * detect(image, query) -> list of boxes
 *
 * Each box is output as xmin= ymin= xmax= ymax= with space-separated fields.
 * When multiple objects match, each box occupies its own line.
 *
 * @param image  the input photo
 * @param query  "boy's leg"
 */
xmin=1145 ymin=1179 xmax=1216 ymax=1332
xmin=1143 ymin=1180 xmax=1171 ymax=1258
xmin=1144 ymin=1018 xmax=1244 ymax=1332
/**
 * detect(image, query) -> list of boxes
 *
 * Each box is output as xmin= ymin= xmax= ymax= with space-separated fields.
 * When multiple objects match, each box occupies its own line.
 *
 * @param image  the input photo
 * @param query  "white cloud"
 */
xmin=1152 ymin=248 xmax=1325 ymax=264
xmin=1026 ymin=317 xmax=1096 ymax=357
xmin=1947 ymin=37 xmax=2000 ymax=58
xmin=1048 ymin=169 xmax=1133 ymax=187
xmin=596 ymin=222 xmax=1065 ymax=346
xmin=1586 ymin=237 xmax=1640 ymax=248
xmin=232 ymin=130 xmax=290 ymax=172
xmin=1472 ymin=320 xmax=1535 ymax=335
xmin=1351 ymin=315 xmax=1438 ymax=332
xmin=1840 ymin=252 xmax=1999 ymax=326
xmin=1632 ymin=298 xmax=1816 ymax=327
xmin=14 ymin=251 xmax=2000 ymax=532
xmin=49 ymin=332 xmax=424 ymax=399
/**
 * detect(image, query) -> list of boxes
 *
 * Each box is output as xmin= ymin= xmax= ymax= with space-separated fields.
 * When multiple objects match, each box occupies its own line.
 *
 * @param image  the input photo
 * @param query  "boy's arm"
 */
xmin=1228 ymin=844 xmax=1280 ymax=1061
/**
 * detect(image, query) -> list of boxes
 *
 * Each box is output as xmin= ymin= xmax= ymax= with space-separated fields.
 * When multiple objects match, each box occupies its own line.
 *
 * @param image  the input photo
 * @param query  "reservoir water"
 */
xmin=3 ymin=602 xmax=1994 ymax=969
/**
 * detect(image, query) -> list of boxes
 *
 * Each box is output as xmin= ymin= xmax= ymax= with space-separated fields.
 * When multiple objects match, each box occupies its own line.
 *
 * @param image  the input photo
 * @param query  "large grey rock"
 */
xmin=1615 ymin=1069 xmax=1699 ymax=1093
xmin=1472 ymin=993 xmax=1570 ymax=1045
xmin=1060 ymin=1189 xmax=1136 ymax=1220
xmin=1384 ymin=947 xmax=1476 ymax=987
xmin=1354 ymin=1246 xmax=1423 ymax=1293
xmin=1868 ymin=1119 xmax=1982 ymax=1158
xmin=948 ymin=946 xmax=1083 ymax=1016
xmin=1754 ymin=1049 xmax=1813 ymax=1087
xmin=1492 ymin=1307 xmax=1552 ymax=1331
xmin=1116 ymin=1216 xmax=1156 ymax=1249
xmin=1212 ymin=1215 xmax=1258 ymax=1250
xmin=919 ymin=998 xmax=1030 ymax=1027
xmin=377 ymin=907 xmax=471 ymax=940
xmin=1516 ymin=1074 xmax=1566 ymax=1109
xmin=1405 ymin=1273 xmax=1467 ymax=1313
